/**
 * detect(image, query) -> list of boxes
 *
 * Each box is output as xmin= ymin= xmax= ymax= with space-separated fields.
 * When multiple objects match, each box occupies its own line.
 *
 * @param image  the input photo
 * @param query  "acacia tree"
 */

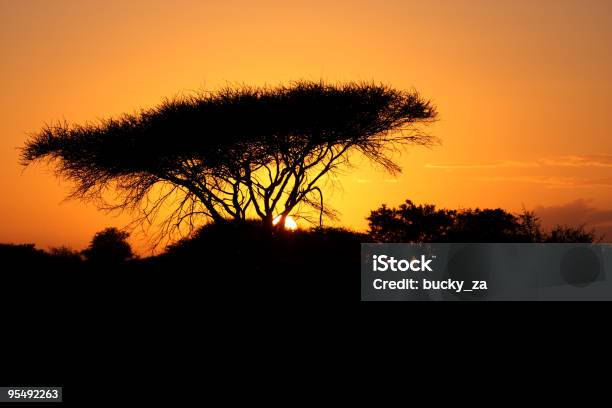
xmin=21 ymin=81 xmax=437 ymax=241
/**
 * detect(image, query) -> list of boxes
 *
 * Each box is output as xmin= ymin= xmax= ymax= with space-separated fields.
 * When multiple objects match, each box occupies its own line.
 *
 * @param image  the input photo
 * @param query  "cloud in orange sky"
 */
xmin=426 ymin=154 xmax=612 ymax=170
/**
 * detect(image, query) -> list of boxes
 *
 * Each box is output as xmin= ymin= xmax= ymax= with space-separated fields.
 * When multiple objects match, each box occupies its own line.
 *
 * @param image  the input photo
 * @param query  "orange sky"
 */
xmin=1 ymin=0 xmax=611 ymax=253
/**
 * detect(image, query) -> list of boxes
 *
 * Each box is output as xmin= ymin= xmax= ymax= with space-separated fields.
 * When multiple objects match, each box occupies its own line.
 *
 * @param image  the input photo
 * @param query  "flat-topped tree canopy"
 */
xmin=22 ymin=81 xmax=437 ymax=240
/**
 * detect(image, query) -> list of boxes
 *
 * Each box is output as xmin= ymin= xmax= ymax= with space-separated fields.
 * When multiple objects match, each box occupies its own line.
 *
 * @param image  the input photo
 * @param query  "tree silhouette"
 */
xmin=82 ymin=228 xmax=134 ymax=264
xmin=368 ymin=199 xmax=597 ymax=243
xmin=21 ymin=81 xmax=436 ymax=241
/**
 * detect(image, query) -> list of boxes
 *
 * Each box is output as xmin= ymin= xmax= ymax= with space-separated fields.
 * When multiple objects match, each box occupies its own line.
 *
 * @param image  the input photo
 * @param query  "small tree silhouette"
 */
xmin=82 ymin=228 xmax=134 ymax=264
xmin=21 ymin=81 xmax=436 ymax=241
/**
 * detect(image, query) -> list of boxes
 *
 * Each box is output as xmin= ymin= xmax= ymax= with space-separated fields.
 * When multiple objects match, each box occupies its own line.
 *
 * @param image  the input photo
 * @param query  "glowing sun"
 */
xmin=273 ymin=215 xmax=298 ymax=231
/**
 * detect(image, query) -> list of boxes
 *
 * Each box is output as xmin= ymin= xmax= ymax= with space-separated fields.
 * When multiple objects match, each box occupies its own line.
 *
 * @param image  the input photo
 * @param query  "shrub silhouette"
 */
xmin=0 ymin=243 xmax=85 ymax=273
xmin=368 ymin=199 xmax=597 ymax=243
xmin=0 ymin=243 xmax=47 ymax=267
xmin=545 ymin=225 xmax=596 ymax=243
xmin=48 ymin=246 xmax=82 ymax=260
xmin=82 ymin=228 xmax=134 ymax=264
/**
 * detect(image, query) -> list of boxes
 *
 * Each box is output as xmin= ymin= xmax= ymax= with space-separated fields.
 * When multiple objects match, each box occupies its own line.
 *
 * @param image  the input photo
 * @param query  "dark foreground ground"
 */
xmin=2 ymin=224 xmax=364 ymax=305
xmin=0 ymin=221 xmax=606 ymax=404
xmin=2 ymin=225 xmax=366 ymax=403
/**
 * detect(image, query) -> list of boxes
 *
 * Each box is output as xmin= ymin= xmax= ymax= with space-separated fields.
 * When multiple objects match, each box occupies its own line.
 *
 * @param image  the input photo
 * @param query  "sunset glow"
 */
xmin=1 ymin=0 xmax=611 ymax=253
xmin=273 ymin=216 xmax=298 ymax=231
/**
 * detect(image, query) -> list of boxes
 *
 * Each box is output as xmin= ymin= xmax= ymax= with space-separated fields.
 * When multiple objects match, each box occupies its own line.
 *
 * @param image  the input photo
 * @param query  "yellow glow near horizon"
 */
xmin=273 ymin=215 xmax=298 ymax=231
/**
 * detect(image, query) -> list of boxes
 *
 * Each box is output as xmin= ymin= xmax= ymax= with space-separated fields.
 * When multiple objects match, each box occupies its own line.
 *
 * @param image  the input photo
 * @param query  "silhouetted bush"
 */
xmin=368 ymin=199 xmax=597 ymax=243
xmin=0 ymin=243 xmax=85 ymax=274
xmin=47 ymin=246 xmax=84 ymax=270
xmin=82 ymin=228 xmax=134 ymax=264
xmin=544 ymin=225 xmax=597 ymax=243
xmin=48 ymin=246 xmax=82 ymax=260
xmin=0 ymin=243 xmax=47 ymax=267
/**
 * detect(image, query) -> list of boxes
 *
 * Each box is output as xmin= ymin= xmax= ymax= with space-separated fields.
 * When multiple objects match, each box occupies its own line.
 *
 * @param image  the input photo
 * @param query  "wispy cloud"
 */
xmin=540 ymin=155 xmax=612 ymax=168
xmin=426 ymin=154 xmax=612 ymax=170
xmin=532 ymin=199 xmax=612 ymax=239
xmin=355 ymin=178 xmax=400 ymax=184
xmin=471 ymin=176 xmax=612 ymax=188
xmin=425 ymin=161 xmax=538 ymax=169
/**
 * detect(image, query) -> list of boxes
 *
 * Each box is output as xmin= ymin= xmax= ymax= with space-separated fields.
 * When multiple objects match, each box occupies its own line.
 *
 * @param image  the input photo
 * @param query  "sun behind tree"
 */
xmin=21 ymin=81 xmax=437 ymax=242
xmin=273 ymin=215 xmax=298 ymax=231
